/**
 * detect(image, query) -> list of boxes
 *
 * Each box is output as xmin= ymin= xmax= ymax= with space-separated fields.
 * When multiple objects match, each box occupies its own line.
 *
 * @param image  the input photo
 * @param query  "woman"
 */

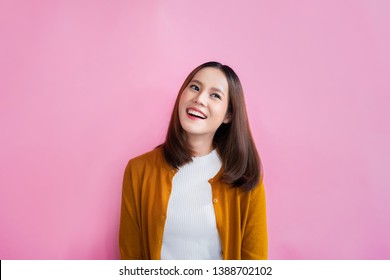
xmin=119 ymin=61 xmax=267 ymax=260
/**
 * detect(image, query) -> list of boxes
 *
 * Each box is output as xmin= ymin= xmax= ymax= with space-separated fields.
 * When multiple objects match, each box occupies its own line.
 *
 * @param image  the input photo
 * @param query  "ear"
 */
xmin=223 ymin=112 xmax=231 ymax=124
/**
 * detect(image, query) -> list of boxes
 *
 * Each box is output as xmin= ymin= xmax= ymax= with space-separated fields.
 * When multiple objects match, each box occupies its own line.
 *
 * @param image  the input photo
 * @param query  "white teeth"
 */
xmin=187 ymin=109 xmax=206 ymax=119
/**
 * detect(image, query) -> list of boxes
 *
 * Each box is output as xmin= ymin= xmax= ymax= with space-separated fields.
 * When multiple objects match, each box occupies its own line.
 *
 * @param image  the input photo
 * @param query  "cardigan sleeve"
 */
xmin=119 ymin=161 xmax=144 ymax=259
xmin=241 ymin=181 xmax=268 ymax=260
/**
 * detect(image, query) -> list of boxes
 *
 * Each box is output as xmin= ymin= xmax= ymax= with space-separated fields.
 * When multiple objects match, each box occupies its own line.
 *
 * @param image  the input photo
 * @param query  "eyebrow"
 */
xmin=191 ymin=79 xmax=226 ymax=96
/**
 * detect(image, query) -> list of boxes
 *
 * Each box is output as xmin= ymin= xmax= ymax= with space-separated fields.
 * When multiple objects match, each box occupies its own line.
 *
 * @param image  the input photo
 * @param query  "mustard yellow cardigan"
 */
xmin=119 ymin=147 xmax=268 ymax=259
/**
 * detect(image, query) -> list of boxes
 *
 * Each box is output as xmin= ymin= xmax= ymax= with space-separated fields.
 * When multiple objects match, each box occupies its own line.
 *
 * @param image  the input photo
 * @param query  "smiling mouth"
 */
xmin=187 ymin=108 xmax=207 ymax=119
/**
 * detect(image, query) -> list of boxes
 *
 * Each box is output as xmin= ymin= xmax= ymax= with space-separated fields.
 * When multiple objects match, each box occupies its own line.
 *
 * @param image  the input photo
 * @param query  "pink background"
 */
xmin=1 ymin=0 xmax=389 ymax=259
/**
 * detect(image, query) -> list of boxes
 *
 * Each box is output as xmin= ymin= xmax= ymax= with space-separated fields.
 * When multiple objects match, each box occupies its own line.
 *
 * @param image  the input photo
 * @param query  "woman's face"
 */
xmin=178 ymin=67 xmax=230 ymax=140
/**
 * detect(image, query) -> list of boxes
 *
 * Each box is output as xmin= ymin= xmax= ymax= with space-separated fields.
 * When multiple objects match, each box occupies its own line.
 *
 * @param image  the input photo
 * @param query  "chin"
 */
xmin=181 ymin=125 xmax=204 ymax=136
xmin=182 ymin=127 xmax=202 ymax=135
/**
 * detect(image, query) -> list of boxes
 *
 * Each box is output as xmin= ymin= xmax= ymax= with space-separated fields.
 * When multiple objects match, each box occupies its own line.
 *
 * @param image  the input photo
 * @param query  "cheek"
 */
xmin=179 ymin=91 xmax=189 ymax=106
xmin=218 ymin=102 xmax=229 ymax=117
xmin=178 ymin=93 xmax=187 ymax=109
xmin=178 ymin=94 xmax=189 ymax=118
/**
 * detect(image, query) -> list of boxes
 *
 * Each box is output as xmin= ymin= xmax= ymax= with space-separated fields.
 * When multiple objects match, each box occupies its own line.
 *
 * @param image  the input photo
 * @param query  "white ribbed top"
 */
xmin=160 ymin=149 xmax=223 ymax=260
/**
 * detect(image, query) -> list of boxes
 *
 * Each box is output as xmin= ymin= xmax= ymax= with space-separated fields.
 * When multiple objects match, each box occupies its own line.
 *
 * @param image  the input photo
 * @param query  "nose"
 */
xmin=193 ymin=91 xmax=207 ymax=106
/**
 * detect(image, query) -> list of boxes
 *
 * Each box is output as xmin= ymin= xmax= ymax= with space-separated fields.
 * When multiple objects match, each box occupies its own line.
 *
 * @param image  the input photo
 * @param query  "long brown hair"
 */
xmin=160 ymin=61 xmax=263 ymax=191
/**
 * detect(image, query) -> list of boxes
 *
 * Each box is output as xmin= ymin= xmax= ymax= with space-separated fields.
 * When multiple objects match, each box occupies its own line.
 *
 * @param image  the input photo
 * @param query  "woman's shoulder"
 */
xmin=126 ymin=145 xmax=165 ymax=170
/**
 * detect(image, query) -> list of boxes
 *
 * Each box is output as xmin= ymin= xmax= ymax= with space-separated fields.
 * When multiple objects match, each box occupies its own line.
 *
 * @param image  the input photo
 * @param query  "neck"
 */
xmin=186 ymin=134 xmax=214 ymax=157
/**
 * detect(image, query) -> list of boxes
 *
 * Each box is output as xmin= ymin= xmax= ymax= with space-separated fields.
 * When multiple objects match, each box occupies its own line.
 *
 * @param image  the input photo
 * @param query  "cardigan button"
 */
xmin=213 ymin=198 xmax=218 ymax=203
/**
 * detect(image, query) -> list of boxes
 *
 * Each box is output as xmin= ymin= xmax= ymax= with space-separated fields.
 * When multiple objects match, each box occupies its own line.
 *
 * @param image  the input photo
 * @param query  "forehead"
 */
xmin=192 ymin=67 xmax=228 ymax=93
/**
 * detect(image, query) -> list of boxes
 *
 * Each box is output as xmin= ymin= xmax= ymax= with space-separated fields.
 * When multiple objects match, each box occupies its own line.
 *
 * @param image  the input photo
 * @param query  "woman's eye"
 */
xmin=211 ymin=93 xmax=221 ymax=100
xmin=190 ymin=85 xmax=200 ymax=91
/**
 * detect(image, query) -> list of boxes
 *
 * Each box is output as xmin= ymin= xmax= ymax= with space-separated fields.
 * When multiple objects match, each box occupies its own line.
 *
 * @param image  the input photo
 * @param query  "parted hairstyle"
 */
xmin=160 ymin=61 xmax=263 ymax=191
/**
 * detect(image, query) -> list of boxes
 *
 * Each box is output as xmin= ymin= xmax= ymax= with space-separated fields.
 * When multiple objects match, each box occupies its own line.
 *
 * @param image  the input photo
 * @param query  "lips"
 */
xmin=186 ymin=107 xmax=207 ymax=119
